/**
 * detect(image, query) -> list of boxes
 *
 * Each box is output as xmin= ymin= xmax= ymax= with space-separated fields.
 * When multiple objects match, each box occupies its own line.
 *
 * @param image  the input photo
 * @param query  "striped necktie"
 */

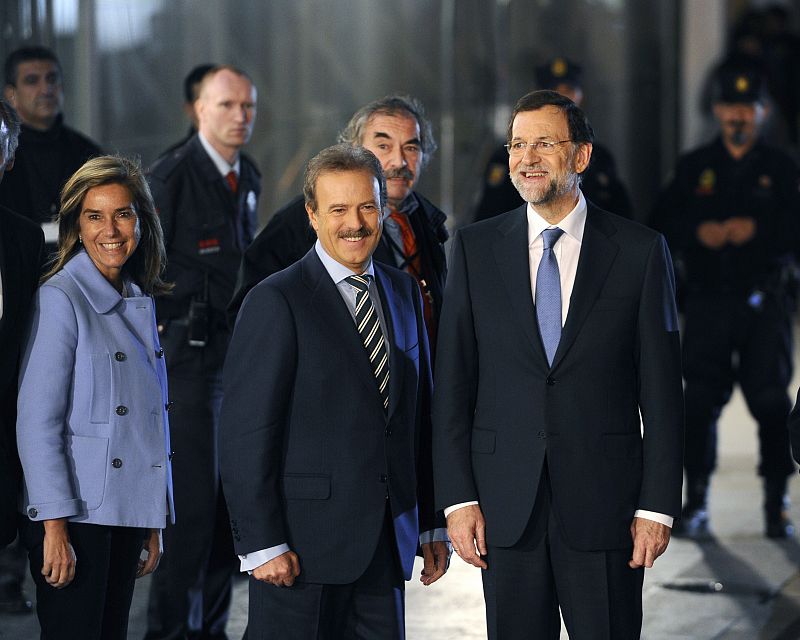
xmin=346 ymin=274 xmax=390 ymax=412
xmin=536 ymin=227 xmax=565 ymax=366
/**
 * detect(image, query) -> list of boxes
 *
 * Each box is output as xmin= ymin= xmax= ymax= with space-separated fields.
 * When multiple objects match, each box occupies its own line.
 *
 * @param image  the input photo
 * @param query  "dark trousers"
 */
xmin=246 ymin=507 xmax=405 ymax=640
xmin=146 ymin=359 xmax=236 ymax=640
xmin=19 ymin=519 xmax=144 ymax=640
xmin=482 ymin=465 xmax=644 ymax=640
xmin=682 ymin=293 xmax=795 ymax=480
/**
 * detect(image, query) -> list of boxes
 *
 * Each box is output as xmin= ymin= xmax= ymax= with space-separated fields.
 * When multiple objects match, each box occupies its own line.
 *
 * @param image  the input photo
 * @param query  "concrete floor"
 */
xmin=4 ymin=365 xmax=800 ymax=638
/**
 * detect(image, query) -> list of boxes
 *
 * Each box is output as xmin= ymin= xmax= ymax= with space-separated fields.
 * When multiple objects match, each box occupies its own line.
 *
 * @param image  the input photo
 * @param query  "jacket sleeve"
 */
xmin=219 ymin=282 xmax=297 ymax=555
xmin=17 ymin=285 xmax=82 ymax=521
xmin=431 ymin=230 xmax=480 ymax=511
xmin=635 ymin=234 xmax=684 ymax=518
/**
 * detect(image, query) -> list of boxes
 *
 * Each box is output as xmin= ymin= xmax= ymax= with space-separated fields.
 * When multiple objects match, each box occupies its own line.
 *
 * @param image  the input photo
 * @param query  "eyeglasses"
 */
xmin=505 ymin=140 xmax=572 ymax=156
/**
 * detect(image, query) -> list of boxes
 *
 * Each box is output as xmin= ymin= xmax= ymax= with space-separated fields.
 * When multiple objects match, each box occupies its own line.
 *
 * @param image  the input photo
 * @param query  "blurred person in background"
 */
xmin=16 ymin=155 xmax=174 ymax=639
xmin=0 ymin=46 xmax=102 ymax=252
xmin=474 ymin=56 xmax=633 ymax=222
xmin=651 ymin=64 xmax=799 ymax=540
xmin=145 ymin=64 xmax=259 ymax=640
xmin=160 ymin=63 xmax=216 ymax=158
xmin=0 ymin=98 xmax=44 ymax=615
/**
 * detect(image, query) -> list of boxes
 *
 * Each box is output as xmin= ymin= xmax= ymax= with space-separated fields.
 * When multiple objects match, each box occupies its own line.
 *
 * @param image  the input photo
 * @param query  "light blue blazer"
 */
xmin=17 ymin=250 xmax=174 ymax=529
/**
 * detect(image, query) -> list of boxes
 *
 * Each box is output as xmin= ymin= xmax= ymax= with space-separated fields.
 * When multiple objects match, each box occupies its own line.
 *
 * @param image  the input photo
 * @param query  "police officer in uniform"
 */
xmin=474 ymin=57 xmax=633 ymax=221
xmin=144 ymin=65 xmax=259 ymax=640
xmin=651 ymin=64 xmax=798 ymax=539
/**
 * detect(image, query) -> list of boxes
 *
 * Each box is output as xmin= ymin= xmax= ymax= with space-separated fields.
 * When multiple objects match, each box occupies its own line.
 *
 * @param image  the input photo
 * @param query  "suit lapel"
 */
xmin=0 ymin=220 xmax=8 ymax=335
xmin=551 ymin=206 xmax=619 ymax=369
xmin=493 ymin=207 xmax=548 ymax=365
xmin=303 ymin=252 xmax=385 ymax=408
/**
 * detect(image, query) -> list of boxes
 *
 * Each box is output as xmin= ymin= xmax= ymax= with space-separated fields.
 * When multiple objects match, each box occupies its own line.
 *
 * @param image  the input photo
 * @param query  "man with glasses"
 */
xmin=229 ymin=95 xmax=447 ymax=353
xmin=474 ymin=57 xmax=633 ymax=222
xmin=434 ymin=90 xmax=683 ymax=639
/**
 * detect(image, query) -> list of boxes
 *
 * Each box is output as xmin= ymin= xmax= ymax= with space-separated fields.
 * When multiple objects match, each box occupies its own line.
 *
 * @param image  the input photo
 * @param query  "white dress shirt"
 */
xmin=198 ymin=131 xmax=240 ymax=181
xmin=444 ymin=192 xmax=673 ymax=529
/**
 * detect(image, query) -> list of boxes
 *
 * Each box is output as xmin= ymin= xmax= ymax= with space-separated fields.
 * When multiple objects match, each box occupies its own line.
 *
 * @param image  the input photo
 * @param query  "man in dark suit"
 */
xmin=0 ymin=98 xmax=45 ymax=612
xmin=145 ymin=65 xmax=260 ymax=640
xmin=229 ymin=95 xmax=448 ymax=353
xmin=433 ymin=91 xmax=684 ymax=639
xmin=220 ymin=144 xmax=448 ymax=639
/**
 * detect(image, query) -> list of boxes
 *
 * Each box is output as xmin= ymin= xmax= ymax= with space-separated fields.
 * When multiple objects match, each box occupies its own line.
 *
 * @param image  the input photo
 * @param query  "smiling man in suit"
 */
xmin=433 ymin=91 xmax=684 ymax=639
xmin=0 ymin=98 xmax=44 ymax=613
xmin=220 ymin=144 xmax=448 ymax=639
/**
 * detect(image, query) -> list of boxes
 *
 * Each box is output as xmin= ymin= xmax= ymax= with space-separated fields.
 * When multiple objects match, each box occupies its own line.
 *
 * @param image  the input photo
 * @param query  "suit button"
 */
xmin=546 ymin=377 xmax=556 ymax=386
xmin=112 ymin=458 xmax=123 ymax=468
xmin=385 ymin=428 xmax=391 ymax=437
xmin=379 ymin=474 xmax=388 ymax=483
xmin=538 ymin=430 xmax=547 ymax=439
xmin=114 ymin=351 xmax=126 ymax=362
xmin=156 ymin=348 xmax=165 ymax=359
xmin=168 ymin=451 xmax=175 ymax=461
xmin=165 ymin=402 xmax=174 ymax=412
xmin=27 ymin=508 xmax=37 ymax=518
xmin=116 ymin=405 xmax=128 ymax=416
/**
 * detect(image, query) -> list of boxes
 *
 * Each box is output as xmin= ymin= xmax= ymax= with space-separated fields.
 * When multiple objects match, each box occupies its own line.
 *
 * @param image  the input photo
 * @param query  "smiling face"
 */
xmin=360 ymin=112 xmax=422 ymax=208
xmin=509 ymin=106 xmax=591 ymax=220
xmin=78 ymin=183 xmax=141 ymax=289
xmin=4 ymin=59 xmax=63 ymax=131
xmin=306 ymin=169 xmax=383 ymax=274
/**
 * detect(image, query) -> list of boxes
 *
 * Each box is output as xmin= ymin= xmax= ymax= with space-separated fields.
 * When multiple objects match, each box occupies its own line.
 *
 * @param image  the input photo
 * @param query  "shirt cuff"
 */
xmin=419 ymin=527 xmax=449 ymax=545
xmin=238 ymin=543 xmax=291 ymax=573
xmin=634 ymin=509 xmax=674 ymax=528
xmin=443 ymin=501 xmax=479 ymax=518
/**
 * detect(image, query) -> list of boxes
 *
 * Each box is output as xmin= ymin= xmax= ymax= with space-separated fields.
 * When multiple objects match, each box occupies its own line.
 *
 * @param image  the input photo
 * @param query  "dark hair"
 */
xmin=43 ymin=156 xmax=172 ymax=295
xmin=0 ymin=98 xmax=21 ymax=158
xmin=506 ymin=90 xmax=594 ymax=146
xmin=183 ymin=63 xmax=215 ymax=104
xmin=303 ymin=144 xmax=387 ymax=213
xmin=4 ymin=46 xmax=61 ymax=87
xmin=338 ymin=95 xmax=437 ymax=168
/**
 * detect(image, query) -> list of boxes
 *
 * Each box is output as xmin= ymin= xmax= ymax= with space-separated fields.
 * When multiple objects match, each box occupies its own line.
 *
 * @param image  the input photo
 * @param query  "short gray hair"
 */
xmin=0 ymin=98 xmax=20 ymax=161
xmin=338 ymin=95 xmax=437 ymax=168
xmin=303 ymin=144 xmax=387 ymax=213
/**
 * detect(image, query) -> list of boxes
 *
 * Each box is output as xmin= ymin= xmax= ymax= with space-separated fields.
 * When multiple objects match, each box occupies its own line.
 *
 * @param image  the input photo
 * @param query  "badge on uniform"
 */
xmin=487 ymin=164 xmax=507 ymax=187
xmin=198 ymin=238 xmax=221 ymax=255
xmin=758 ymin=174 xmax=772 ymax=190
xmin=247 ymin=190 xmax=257 ymax=214
xmin=695 ymin=168 xmax=715 ymax=195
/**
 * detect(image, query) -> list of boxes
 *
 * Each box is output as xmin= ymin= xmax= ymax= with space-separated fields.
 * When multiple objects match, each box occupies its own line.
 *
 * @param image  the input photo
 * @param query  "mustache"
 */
xmin=338 ymin=226 xmax=374 ymax=240
xmin=384 ymin=167 xmax=414 ymax=181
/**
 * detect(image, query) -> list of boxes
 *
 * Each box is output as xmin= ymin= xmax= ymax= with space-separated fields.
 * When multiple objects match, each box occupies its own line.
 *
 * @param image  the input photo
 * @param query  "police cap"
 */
xmin=535 ymin=57 xmax=583 ymax=90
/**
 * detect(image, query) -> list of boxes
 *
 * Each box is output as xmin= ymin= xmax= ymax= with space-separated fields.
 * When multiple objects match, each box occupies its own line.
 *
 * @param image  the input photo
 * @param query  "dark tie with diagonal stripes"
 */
xmin=346 ymin=274 xmax=390 ymax=412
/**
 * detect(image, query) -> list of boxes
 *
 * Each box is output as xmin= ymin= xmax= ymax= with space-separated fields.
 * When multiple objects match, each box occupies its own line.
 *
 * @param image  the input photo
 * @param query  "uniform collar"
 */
xmin=198 ymin=131 xmax=241 ymax=178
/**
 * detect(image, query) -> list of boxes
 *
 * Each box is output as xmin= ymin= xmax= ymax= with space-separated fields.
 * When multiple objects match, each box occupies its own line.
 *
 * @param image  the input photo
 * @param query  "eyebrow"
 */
xmin=82 ymin=206 xmax=135 ymax=213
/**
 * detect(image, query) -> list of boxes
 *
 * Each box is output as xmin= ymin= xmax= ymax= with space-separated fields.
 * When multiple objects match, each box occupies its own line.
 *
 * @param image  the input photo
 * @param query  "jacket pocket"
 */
xmin=89 ymin=354 xmax=111 ymax=424
xmin=66 ymin=435 xmax=109 ymax=510
xmin=282 ymin=474 xmax=330 ymax=500
xmin=471 ymin=428 xmax=496 ymax=454
xmin=602 ymin=432 xmax=642 ymax=459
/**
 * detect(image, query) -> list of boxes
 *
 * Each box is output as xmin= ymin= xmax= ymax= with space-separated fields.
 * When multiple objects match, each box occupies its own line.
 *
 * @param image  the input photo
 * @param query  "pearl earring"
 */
xmin=78 ymin=235 xmax=82 ymax=244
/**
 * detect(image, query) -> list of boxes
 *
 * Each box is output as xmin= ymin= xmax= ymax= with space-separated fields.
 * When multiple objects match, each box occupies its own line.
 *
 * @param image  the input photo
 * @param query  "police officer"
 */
xmin=474 ymin=57 xmax=633 ymax=221
xmin=144 ymin=65 xmax=259 ymax=639
xmin=651 ymin=63 xmax=799 ymax=539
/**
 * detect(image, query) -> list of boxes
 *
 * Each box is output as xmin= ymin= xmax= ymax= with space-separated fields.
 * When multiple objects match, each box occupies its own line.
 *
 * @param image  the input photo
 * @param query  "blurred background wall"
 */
xmin=0 ymin=0 xmax=797 ymax=228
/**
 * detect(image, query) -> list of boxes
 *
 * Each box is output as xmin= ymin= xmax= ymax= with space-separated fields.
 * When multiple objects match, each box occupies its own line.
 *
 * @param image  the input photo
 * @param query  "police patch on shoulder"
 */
xmin=695 ymin=168 xmax=715 ymax=195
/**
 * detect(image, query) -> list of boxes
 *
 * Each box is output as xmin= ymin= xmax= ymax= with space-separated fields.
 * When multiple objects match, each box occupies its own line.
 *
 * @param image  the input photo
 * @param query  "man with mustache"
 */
xmin=651 ymin=64 xmax=799 ymax=540
xmin=434 ymin=90 xmax=683 ymax=639
xmin=229 ymin=95 xmax=447 ymax=352
xmin=145 ymin=65 xmax=260 ymax=640
xmin=220 ymin=144 xmax=448 ymax=638
xmin=0 ymin=46 xmax=101 ymax=252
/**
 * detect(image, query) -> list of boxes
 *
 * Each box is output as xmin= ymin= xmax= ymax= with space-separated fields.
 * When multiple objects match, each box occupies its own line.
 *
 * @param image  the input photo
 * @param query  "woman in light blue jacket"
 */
xmin=16 ymin=156 xmax=174 ymax=639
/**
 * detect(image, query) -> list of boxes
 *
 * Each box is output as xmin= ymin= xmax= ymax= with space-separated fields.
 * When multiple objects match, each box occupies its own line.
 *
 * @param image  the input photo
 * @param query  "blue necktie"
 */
xmin=536 ymin=228 xmax=565 ymax=366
